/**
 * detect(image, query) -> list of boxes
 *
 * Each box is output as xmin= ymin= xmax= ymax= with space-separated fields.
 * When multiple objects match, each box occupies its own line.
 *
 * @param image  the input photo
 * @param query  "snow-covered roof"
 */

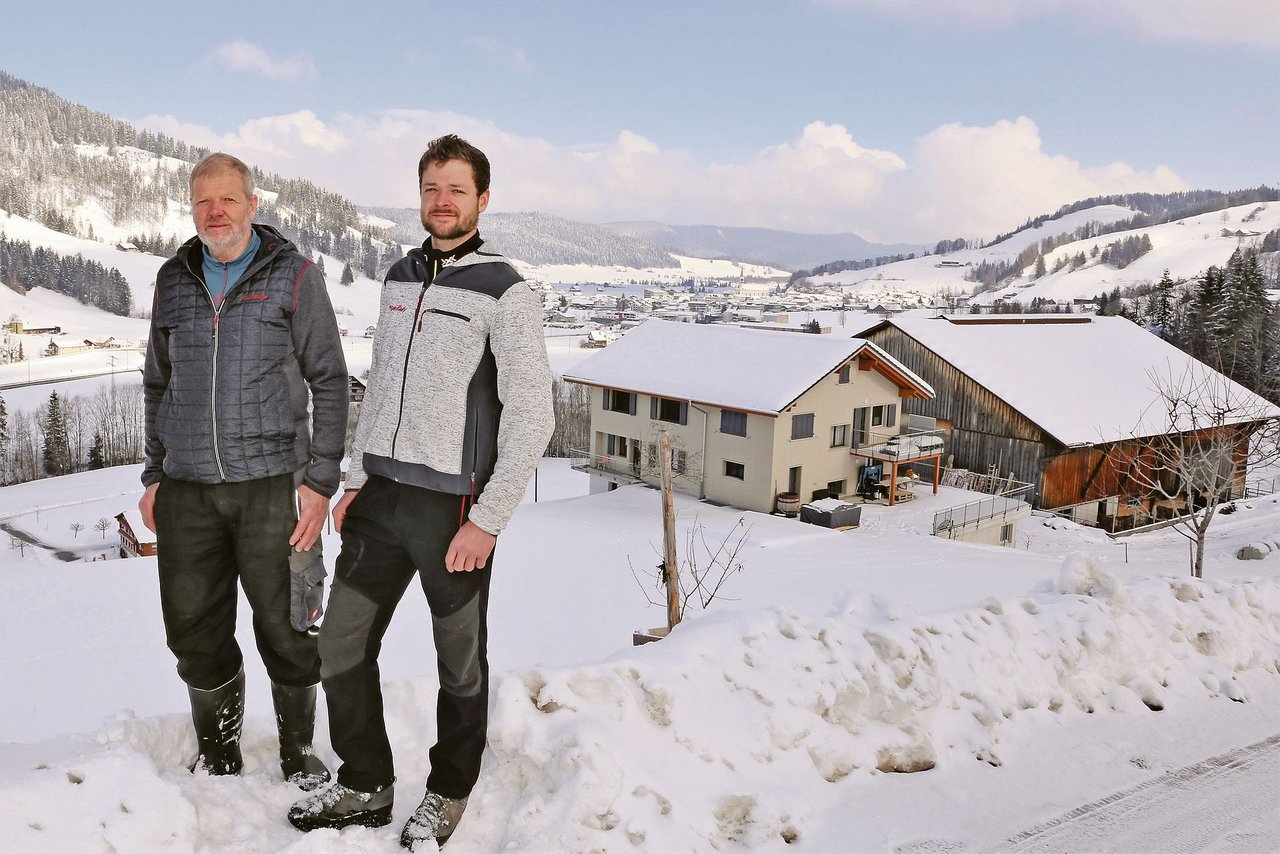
xmin=859 ymin=315 xmax=1280 ymax=445
xmin=564 ymin=318 xmax=933 ymax=414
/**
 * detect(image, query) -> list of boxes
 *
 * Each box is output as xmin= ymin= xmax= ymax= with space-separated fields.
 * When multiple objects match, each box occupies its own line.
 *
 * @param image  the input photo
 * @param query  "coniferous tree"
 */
xmin=341 ymin=263 xmax=355 ymax=286
xmin=0 ymin=393 xmax=8 ymax=484
xmin=87 ymin=431 xmax=105 ymax=470
xmin=41 ymin=390 xmax=72 ymax=476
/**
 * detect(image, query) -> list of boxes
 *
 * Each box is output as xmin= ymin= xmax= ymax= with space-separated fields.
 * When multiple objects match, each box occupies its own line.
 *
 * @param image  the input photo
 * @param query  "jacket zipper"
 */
xmin=181 ymin=243 xmax=273 ymax=483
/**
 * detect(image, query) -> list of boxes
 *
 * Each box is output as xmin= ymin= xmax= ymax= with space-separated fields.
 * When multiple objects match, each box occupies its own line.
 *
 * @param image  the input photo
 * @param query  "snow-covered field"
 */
xmin=2 ymin=458 xmax=1279 ymax=852
xmin=809 ymin=201 xmax=1277 ymax=304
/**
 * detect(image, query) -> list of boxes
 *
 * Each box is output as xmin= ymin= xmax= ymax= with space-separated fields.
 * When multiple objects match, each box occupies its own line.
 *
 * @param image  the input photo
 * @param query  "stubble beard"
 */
xmin=198 ymin=220 xmax=251 ymax=259
xmin=422 ymin=208 xmax=478 ymax=243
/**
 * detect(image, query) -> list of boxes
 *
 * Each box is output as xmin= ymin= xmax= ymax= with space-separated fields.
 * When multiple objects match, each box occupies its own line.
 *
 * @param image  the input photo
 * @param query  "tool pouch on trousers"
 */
xmin=288 ymin=542 xmax=326 ymax=632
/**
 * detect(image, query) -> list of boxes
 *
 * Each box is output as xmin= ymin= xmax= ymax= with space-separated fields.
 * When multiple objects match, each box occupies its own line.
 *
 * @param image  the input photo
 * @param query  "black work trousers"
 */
xmin=154 ymin=473 xmax=321 ymax=690
xmin=319 ymin=476 xmax=491 ymax=799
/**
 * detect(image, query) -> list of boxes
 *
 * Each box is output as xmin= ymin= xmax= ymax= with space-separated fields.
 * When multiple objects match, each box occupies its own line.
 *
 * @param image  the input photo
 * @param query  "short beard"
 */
xmin=421 ymin=209 xmax=478 ymax=243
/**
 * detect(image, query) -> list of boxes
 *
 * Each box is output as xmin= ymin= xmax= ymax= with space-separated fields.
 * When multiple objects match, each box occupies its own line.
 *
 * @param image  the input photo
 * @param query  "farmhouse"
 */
xmin=115 ymin=509 xmax=156 ymax=558
xmin=563 ymin=319 xmax=936 ymax=513
xmin=857 ymin=314 xmax=1279 ymax=530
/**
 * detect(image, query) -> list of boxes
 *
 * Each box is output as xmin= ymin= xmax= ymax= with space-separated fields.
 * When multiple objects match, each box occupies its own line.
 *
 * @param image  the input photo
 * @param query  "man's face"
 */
xmin=420 ymin=158 xmax=489 ymax=244
xmin=192 ymin=167 xmax=258 ymax=262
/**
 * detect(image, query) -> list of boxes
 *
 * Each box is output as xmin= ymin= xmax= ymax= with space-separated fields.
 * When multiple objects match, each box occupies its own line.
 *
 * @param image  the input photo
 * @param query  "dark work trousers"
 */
xmin=319 ymin=476 xmax=492 ymax=799
xmin=154 ymin=473 xmax=321 ymax=690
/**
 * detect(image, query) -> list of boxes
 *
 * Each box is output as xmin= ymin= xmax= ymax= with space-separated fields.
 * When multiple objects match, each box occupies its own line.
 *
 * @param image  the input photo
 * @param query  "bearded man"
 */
xmin=288 ymin=134 xmax=553 ymax=850
xmin=140 ymin=152 xmax=348 ymax=787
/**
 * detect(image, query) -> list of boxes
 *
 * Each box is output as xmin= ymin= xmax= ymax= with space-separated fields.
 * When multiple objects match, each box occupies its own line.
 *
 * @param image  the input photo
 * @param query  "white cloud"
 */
xmin=207 ymin=40 xmax=318 ymax=81
xmin=816 ymin=0 xmax=1279 ymax=47
xmin=137 ymin=110 xmax=1185 ymax=243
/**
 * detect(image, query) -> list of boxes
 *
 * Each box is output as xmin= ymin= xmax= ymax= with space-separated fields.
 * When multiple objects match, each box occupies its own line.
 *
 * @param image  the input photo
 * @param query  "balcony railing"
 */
xmin=568 ymin=448 xmax=643 ymax=483
xmin=851 ymin=427 xmax=947 ymax=462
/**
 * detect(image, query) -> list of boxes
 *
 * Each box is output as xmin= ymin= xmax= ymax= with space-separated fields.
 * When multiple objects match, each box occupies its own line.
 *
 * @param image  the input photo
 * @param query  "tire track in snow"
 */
xmin=994 ymin=732 xmax=1280 ymax=853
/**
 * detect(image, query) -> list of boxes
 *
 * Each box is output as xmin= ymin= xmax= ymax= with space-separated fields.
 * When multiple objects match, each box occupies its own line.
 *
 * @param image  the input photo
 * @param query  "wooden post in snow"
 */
xmin=660 ymin=432 xmax=681 ymax=630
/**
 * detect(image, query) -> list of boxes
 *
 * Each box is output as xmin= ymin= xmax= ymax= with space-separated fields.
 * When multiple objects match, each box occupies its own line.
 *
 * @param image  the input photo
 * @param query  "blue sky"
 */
xmin=4 ymin=0 xmax=1277 ymax=241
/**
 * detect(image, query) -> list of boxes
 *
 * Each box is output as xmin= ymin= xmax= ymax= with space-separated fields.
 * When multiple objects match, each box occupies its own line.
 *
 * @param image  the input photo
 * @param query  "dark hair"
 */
xmin=417 ymin=134 xmax=490 ymax=195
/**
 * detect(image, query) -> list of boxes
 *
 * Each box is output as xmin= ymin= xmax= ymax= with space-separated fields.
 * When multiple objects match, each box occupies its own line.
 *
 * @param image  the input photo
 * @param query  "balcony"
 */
xmin=851 ymin=427 xmax=947 ymax=464
xmin=568 ymin=448 xmax=644 ymax=486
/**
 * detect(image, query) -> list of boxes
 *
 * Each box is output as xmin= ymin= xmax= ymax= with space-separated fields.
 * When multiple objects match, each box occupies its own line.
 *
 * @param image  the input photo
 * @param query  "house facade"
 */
xmin=565 ymin=319 xmax=935 ymax=513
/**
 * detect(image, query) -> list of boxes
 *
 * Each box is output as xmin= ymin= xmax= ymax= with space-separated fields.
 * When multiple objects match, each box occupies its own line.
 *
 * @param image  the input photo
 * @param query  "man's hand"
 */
xmin=138 ymin=482 xmax=160 ymax=533
xmin=331 ymin=489 xmax=359 ymax=534
xmin=290 ymin=484 xmax=328 ymax=552
xmin=446 ymin=520 xmax=496 ymax=573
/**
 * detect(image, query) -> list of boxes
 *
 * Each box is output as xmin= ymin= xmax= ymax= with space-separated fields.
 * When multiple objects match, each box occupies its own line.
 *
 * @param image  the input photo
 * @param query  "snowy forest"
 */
xmin=0 ymin=71 xmax=398 ymax=280
xmin=0 ymin=385 xmax=144 ymax=485
xmin=0 ymin=234 xmax=132 ymax=316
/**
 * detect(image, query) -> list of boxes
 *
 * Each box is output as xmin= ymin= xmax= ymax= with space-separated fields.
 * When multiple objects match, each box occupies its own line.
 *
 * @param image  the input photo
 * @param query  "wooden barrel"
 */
xmin=776 ymin=492 xmax=801 ymax=516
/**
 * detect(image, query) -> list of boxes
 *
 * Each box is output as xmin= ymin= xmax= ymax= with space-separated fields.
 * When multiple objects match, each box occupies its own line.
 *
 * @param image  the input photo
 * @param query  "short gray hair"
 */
xmin=190 ymin=152 xmax=254 ymax=198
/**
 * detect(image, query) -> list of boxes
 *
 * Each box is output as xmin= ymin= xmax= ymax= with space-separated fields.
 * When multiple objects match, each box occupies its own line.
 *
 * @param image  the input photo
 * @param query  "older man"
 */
xmin=140 ymin=152 xmax=348 ymax=787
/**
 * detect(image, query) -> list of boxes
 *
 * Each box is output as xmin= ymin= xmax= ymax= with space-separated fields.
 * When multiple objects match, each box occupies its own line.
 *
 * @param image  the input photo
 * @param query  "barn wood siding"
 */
xmin=863 ymin=325 xmax=1054 ymax=492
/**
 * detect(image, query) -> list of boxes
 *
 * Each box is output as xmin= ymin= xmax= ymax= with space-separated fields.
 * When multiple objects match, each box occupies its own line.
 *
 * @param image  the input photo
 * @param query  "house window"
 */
xmin=651 ymin=396 xmax=688 ymax=425
xmin=838 ymin=365 xmax=850 ymax=384
xmin=724 ymin=460 xmax=745 ymax=480
xmin=791 ymin=413 xmax=815 ymax=440
xmin=604 ymin=389 xmax=635 ymax=414
xmin=1000 ymin=523 xmax=1014 ymax=546
xmin=672 ymin=449 xmax=687 ymax=475
xmin=853 ymin=407 xmax=869 ymax=447
xmin=870 ymin=404 xmax=898 ymax=429
xmin=827 ymin=479 xmax=846 ymax=496
xmin=830 ymin=424 xmax=848 ymax=447
xmin=647 ymin=442 xmax=658 ymax=469
xmin=721 ymin=409 xmax=747 ymax=437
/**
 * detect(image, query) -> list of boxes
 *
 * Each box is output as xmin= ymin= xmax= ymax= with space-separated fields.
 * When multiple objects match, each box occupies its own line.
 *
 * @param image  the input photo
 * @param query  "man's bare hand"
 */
xmin=290 ymin=484 xmax=328 ymax=552
xmin=446 ymin=520 xmax=496 ymax=573
xmin=331 ymin=489 xmax=359 ymax=533
xmin=138 ymin=482 xmax=160 ymax=533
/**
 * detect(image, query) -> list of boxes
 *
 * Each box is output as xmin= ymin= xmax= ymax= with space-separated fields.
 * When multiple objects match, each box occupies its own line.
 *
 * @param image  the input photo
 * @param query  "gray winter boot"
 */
xmin=288 ymin=781 xmax=394 ymax=831
xmin=400 ymin=791 xmax=468 ymax=849
xmin=187 ymin=668 xmax=245 ymax=775
xmin=270 ymin=681 xmax=331 ymax=790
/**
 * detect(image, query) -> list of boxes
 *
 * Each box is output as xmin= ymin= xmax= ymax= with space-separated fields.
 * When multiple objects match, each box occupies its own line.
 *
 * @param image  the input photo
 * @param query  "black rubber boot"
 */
xmin=271 ymin=681 xmax=331 ymax=790
xmin=188 ymin=668 xmax=245 ymax=775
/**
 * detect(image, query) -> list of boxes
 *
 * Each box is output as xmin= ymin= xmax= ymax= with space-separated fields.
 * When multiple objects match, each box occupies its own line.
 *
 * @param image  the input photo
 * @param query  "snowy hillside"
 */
xmin=806 ymin=201 xmax=1278 ymax=304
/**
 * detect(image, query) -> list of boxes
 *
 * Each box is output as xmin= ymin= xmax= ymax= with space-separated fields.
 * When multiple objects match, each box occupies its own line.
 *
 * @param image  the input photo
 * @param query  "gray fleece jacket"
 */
xmin=347 ymin=239 xmax=553 ymax=536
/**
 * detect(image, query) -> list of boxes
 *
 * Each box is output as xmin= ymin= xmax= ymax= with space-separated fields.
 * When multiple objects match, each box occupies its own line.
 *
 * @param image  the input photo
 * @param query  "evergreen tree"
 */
xmin=341 ymin=263 xmax=355 ymax=286
xmin=41 ymin=390 xmax=72 ymax=476
xmin=0 ymin=393 xmax=8 ymax=484
xmin=87 ymin=431 xmax=105 ymax=470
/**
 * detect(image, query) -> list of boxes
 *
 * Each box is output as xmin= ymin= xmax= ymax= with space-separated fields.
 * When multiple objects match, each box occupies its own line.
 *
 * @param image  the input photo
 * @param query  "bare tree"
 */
xmin=631 ymin=515 xmax=751 ymax=621
xmin=8 ymin=536 xmax=27 ymax=557
xmin=1114 ymin=363 xmax=1280 ymax=577
xmin=69 ymin=521 xmax=84 ymax=538
xmin=94 ymin=517 xmax=112 ymax=538
xmin=546 ymin=377 xmax=591 ymax=457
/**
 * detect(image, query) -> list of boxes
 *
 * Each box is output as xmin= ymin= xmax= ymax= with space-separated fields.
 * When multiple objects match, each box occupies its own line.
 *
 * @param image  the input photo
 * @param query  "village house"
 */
xmin=563 ymin=319 xmax=937 ymax=514
xmin=115 ymin=509 xmax=156 ymax=558
xmin=857 ymin=314 xmax=1280 ymax=531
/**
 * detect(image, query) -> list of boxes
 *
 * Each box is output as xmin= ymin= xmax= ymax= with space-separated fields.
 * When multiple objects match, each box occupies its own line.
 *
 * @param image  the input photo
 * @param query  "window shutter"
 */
xmin=887 ymin=404 xmax=897 ymax=428
xmin=629 ymin=394 xmax=637 ymax=416
xmin=679 ymin=401 xmax=688 ymax=426
xmin=606 ymin=434 xmax=615 ymax=455
xmin=602 ymin=389 xmax=611 ymax=410
xmin=650 ymin=396 xmax=658 ymax=419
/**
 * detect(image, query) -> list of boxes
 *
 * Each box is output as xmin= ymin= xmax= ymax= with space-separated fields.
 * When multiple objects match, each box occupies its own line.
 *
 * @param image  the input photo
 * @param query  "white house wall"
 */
xmin=771 ymin=363 xmax=905 ymax=503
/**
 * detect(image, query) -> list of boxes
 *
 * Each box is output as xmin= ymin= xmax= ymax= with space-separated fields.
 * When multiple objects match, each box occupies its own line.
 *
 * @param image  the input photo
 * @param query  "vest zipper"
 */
xmin=389 ymin=258 xmax=435 ymax=467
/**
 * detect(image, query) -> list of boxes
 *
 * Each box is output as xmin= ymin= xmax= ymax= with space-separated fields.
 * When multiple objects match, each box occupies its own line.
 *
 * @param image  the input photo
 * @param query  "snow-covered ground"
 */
xmin=2 ymin=458 xmax=1279 ymax=852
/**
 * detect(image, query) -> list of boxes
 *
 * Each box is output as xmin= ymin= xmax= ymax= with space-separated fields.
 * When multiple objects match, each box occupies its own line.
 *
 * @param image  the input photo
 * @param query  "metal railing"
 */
xmin=1240 ymin=477 xmax=1277 ymax=499
xmin=932 ymin=485 xmax=1033 ymax=535
xmin=851 ymin=426 xmax=947 ymax=461
xmin=568 ymin=448 xmax=642 ymax=481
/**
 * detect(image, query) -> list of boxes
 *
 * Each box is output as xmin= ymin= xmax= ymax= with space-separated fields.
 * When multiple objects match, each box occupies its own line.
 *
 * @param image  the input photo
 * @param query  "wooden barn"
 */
xmin=857 ymin=315 xmax=1279 ymax=530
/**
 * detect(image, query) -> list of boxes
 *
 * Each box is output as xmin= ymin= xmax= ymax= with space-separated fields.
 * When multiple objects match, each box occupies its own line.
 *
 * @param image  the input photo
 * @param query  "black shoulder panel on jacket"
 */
xmin=436 ymin=260 xmax=524 ymax=300
xmin=386 ymin=253 xmax=427 ymax=284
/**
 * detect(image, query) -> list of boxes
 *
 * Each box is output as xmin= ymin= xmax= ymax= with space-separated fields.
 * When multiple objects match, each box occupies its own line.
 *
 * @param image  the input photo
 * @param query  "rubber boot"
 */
xmin=271 ymin=681 xmax=331 ymax=790
xmin=188 ymin=668 xmax=244 ymax=775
